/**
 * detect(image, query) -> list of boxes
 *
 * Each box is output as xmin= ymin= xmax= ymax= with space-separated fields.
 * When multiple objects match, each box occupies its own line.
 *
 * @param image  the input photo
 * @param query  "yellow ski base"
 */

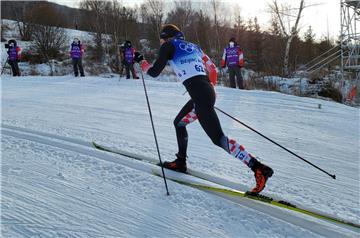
xmin=152 ymin=169 xmax=360 ymax=229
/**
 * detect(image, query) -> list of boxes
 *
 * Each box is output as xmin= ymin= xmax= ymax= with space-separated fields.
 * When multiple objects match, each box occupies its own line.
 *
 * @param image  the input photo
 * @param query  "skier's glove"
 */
xmin=140 ymin=60 xmax=151 ymax=72
xmin=134 ymin=52 xmax=144 ymax=63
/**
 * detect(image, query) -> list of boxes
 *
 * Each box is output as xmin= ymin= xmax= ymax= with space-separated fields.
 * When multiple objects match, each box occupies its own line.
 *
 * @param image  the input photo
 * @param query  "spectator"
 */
xmin=221 ymin=37 xmax=244 ymax=89
xmin=7 ymin=39 xmax=21 ymax=76
xmin=122 ymin=40 xmax=139 ymax=79
xmin=70 ymin=38 xmax=85 ymax=77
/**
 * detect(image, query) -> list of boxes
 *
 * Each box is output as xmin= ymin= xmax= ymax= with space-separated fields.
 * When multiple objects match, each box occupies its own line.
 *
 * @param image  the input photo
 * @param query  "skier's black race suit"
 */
xmin=147 ymin=41 xmax=225 ymax=158
xmin=141 ymin=32 xmax=274 ymax=194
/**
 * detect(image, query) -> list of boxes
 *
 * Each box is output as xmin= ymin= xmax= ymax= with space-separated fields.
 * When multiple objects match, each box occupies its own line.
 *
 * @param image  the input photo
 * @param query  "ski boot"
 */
xmin=250 ymin=159 xmax=273 ymax=194
xmin=162 ymin=154 xmax=187 ymax=173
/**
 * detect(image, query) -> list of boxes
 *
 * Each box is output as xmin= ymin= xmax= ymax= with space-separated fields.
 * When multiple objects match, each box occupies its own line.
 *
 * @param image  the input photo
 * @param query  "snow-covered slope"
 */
xmin=1 ymin=75 xmax=359 ymax=237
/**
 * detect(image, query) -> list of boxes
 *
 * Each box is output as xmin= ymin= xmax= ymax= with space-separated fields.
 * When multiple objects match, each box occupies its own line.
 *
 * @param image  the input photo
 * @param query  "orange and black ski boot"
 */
xmin=250 ymin=159 xmax=273 ymax=194
xmin=162 ymin=154 xmax=187 ymax=173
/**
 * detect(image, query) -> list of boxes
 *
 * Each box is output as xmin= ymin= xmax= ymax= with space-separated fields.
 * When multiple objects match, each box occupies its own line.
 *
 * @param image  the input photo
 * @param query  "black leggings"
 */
xmin=125 ymin=62 xmax=138 ymax=79
xmin=8 ymin=60 xmax=20 ymax=76
xmin=174 ymin=76 xmax=226 ymax=157
xmin=72 ymin=58 xmax=84 ymax=76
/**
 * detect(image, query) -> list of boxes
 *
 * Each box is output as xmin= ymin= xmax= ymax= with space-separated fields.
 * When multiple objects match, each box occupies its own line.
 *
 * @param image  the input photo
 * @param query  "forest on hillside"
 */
xmin=1 ymin=0 xmax=335 ymax=77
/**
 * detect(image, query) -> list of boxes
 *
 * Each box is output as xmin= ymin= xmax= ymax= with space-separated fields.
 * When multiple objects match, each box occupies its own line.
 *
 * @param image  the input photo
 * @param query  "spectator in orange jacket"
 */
xmin=221 ymin=37 xmax=244 ymax=89
xmin=6 ymin=39 xmax=21 ymax=76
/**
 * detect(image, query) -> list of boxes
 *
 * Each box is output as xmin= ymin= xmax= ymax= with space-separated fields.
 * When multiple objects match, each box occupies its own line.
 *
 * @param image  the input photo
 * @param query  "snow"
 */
xmin=1 ymin=75 xmax=359 ymax=237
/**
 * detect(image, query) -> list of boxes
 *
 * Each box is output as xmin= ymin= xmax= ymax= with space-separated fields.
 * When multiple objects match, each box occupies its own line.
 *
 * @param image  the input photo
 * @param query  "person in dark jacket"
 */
xmin=221 ymin=37 xmax=244 ymax=89
xmin=134 ymin=24 xmax=273 ymax=194
xmin=7 ymin=39 xmax=21 ymax=76
xmin=122 ymin=40 xmax=139 ymax=79
xmin=70 ymin=38 xmax=85 ymax=77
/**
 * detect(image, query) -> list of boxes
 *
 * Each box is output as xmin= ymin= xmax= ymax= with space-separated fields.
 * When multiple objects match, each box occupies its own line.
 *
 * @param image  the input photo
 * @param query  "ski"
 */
xmin=92 ymin=141 xmax=360 ymax=229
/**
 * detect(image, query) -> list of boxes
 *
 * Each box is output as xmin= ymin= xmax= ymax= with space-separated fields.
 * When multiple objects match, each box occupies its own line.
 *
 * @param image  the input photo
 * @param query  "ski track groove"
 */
xmin=2 ymin=126 xmax=236 ymax=237
xmin=2 ymin=124 xmax=359 ymax=237
xmin=2 ymin=123 xmax=355 ymax=219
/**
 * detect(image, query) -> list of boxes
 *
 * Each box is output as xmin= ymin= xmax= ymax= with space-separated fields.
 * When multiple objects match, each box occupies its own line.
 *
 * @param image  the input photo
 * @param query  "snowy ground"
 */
xmin=1 ymin=75 xmax=359 ymax=237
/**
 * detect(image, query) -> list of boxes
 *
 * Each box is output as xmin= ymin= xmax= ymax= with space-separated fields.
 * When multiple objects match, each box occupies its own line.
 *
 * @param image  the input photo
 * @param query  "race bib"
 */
xmin=169 ymin=39 xmax=207 ymax=81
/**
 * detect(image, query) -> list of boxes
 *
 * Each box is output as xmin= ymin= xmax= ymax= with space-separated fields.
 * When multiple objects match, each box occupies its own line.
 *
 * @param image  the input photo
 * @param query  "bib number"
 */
xmin=195 ymin=64 xmax=205 ymax=72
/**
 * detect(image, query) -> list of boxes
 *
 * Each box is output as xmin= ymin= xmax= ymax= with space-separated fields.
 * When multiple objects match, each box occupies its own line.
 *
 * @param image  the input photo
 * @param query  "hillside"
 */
xmin=1 ymin=17 xmax=358 ymax=105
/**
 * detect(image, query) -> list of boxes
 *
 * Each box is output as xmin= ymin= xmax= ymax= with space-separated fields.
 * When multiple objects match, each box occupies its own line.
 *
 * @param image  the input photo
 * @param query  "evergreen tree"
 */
xmin=304 ymin=26 xmax=315 ymax=44
xmin=301 ymin=26 xmax=316 ymax=64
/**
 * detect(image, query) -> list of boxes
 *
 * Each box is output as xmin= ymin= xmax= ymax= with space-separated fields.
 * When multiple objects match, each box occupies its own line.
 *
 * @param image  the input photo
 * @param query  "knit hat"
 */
xmin=160 ymin=24 xmax=184 ymax=40
xmin=229 ymin=37 xmax=236 ymax=43
xmin=125 ymin=40 xmax=132 ymax=48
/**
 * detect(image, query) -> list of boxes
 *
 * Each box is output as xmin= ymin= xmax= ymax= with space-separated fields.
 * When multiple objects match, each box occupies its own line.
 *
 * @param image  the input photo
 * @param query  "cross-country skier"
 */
xmin=134 ymin=24 xmax=273 ymax=194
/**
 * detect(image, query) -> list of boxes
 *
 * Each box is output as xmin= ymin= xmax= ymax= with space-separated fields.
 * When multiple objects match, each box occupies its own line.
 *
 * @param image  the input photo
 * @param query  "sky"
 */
xmin=49 ymin=0 xmax=340 ymax=41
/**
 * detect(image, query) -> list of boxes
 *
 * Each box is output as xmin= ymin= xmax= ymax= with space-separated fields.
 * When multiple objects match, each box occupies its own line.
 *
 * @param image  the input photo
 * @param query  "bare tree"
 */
xmin=193 ymin=10 xmax=211 ymax=53
xmin=107 ymin=1 xmax=138 ymax=44
xmin=31 ymin=4 xmax=67 ymax=65
xmin=1 ymin=20 xmax=10 ymax=42
xmin=147 ymin=0 xmax=165 ymax=35
xmin=104 ymin=0 xmax=139 ymax=72
xmin=233 ymin=6 xmax=246 ymax=40
xmin=269 ymin=0 xmax=306 ymax=76
xmin=210 ymin=0 xmax=222 ymax=55
xmin=32 ymin=25 xmax=67 ymax=65
xmin=141 ymin=0 xmax=165 ymax=48
xmin=165 ymin=1 xmax=193 ymax=30
xmin=80 ymin=0 xmax=109 ymax=62
xmin=10 ymin=1 xmax=34 ymax=41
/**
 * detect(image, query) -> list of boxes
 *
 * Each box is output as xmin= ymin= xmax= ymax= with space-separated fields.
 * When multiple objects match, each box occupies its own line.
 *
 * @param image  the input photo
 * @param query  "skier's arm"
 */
xmin=202 ymin=52 xmax=218 ymax=86
xmin=146 ymin=42 xmax=175 ymax=77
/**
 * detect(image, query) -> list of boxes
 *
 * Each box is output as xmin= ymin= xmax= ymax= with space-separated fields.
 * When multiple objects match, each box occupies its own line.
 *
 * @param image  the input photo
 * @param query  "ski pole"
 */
xmin=138 ymin=65 xmax=170 ymax=195
xmin=214 ymin=106 xmax=336 ymax=179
